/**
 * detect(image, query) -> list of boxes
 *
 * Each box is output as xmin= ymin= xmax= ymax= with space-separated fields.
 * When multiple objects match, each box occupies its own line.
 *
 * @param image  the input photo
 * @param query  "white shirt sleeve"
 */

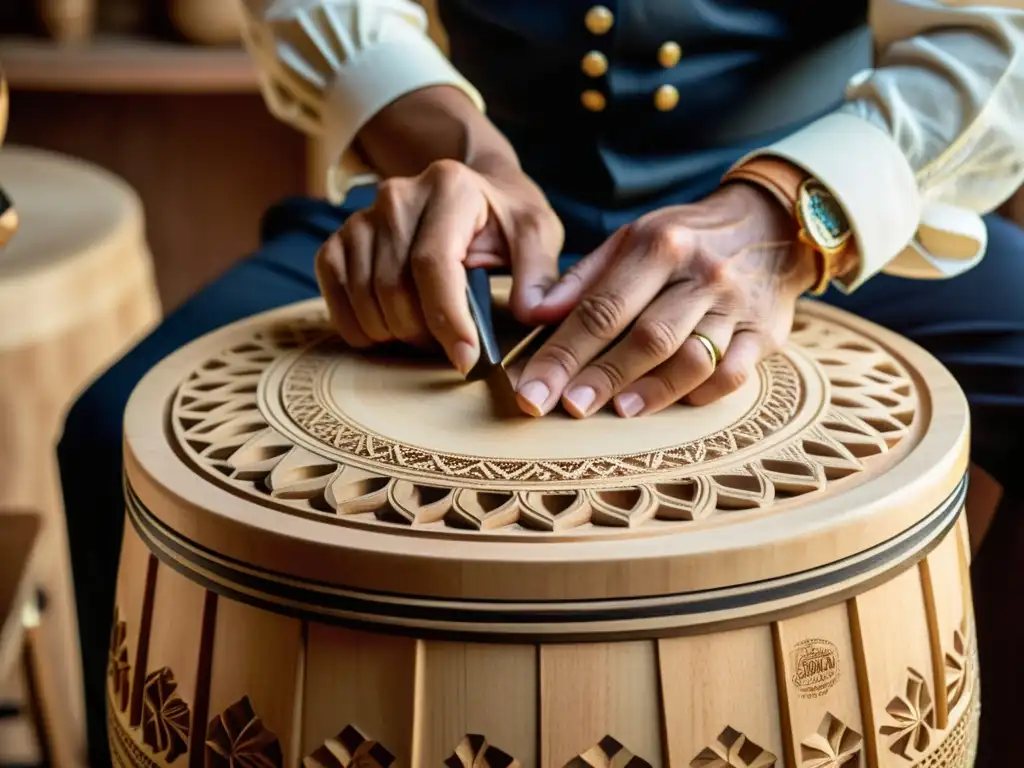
xmin=733 ymin=0 xmax=1024 ymax=292
xmin=236 ymin=0 xmax=484 ymax=203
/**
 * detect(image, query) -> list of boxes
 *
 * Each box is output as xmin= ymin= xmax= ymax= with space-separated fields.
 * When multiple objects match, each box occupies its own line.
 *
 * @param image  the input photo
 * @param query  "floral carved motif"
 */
xmin=799 ymin=713 xmax=862 ymax=768
xmin=140 ymin=667 xmax=190 ymax=763
xmin=445 ymin=734 xmax=519 ymax=768
xmin=567 ymin=735 xmax=651 ymax=768
xmin=881 ymin=668 xmax=936 ymax=760
xmin=206 ymin=695 xmax=283 ymax=768
xmin=944 ymin=620 xmax=972 ymax=712
xmin=170 ymin=311 xmax=917 ymax=535
xmin=690 ymin=726 xmax=777 ymax=768
xmin=108 ymin=606 xmax=131 ymax=714
xmin=304 ymin=724 xmax=395 ymax=768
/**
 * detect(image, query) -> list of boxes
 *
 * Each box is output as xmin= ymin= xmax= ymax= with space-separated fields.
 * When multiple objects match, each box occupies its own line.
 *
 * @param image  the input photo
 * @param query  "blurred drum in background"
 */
xmin=0 ymin=145 xmax=161 ymax=768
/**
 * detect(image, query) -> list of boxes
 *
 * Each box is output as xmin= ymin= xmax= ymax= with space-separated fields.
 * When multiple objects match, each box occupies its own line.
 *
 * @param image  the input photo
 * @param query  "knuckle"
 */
xmin=638 ymin=224 xmax=691 ymax=263
xmin=576 ymin=292 xmax=626 ymax=340
xmin=427 ymin=158 xmax=470 ymax=185
xmin=536 ymin=341 xmax=581 ymax=375
xmin=631 ymin=319 xmax=680 ymax=360
xmin=704 ymin=259 xmax=733 ymax=290
xmin=590 ymin=359 xmax=626 ymax=391
xmin=715 ymin=362 xmax=749 ymax=394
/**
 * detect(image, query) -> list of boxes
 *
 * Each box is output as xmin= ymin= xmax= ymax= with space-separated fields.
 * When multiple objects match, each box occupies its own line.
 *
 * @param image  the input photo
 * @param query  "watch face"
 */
xmin=798 ymin=180 xmax=851 ymax=252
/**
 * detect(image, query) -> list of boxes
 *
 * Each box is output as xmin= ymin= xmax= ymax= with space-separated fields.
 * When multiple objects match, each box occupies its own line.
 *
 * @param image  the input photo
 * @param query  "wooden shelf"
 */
xmin=0 ymin=36 xmax=259 ymax=93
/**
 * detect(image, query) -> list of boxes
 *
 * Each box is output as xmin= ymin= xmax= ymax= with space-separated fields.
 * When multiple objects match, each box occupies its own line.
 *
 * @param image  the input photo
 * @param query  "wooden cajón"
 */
xmin=111 ymin=285 xmax=977 ymax=768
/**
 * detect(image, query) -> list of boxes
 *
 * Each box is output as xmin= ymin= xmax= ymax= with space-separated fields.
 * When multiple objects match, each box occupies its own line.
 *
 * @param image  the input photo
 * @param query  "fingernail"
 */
xmin=615 ymin=392 xmax=645 ymax=418
xmin=452 ymin=341 xmax=478 ymax=375
xmin=564 ymin=385 xmax=596 ymax=416
xmin=517 ymin=380 xmax=550 ymax=415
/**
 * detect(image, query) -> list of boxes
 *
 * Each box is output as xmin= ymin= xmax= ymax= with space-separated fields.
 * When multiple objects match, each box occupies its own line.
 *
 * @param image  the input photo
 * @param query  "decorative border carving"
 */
xmin=169 ymin=311 xmax=917 ymax=535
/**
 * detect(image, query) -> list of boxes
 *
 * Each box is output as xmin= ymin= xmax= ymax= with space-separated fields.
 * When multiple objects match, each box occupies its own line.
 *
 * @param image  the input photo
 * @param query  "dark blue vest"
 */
xmin=437 ymin=0 xmax=871 ymax=210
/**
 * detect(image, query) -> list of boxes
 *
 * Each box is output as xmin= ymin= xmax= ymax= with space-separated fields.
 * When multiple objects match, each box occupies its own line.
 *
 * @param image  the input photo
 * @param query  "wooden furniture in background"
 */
xmin=0 ymin=146 xmax=162 ymax=768
xmin=0 ymin=511 xmax=45 ymax=768
xmin=1 ymin=36 xmax=312 ymax=311
xmin=108 ymin=289 xmax=977 ymax=768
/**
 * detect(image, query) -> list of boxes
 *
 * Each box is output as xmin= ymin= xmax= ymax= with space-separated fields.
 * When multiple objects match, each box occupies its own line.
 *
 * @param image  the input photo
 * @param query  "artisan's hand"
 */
xmin=315 ymin=160 xmax=563 ymax=374
xmin=514 ymin=183 xmax=818 ymax=417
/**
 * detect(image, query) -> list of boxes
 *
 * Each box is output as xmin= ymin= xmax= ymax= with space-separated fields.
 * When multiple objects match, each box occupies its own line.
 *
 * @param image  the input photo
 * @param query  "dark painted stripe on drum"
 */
xmin=124 ymin=475 xmax=965 ymax=638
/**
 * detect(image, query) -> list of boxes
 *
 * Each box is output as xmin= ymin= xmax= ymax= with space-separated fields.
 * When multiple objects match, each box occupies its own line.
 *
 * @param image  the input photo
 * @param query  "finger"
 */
xmin=409 ymin=172 xmax=489 ymax=374
xmin=507 ymin=209 xmax=563 ymax=319
xmin=373 ymin=224 xmax=430 ymax=344
xmin=613 ymin=316 xmax=735 ymax=418
xmin=515 ymin=231 xmax=677 ymax=416
xmin=314 ymin=235 xmax=374 ymax=348
xmin=529 ymin=226 xmax=628 ymax=324
xmin=342 ymin=213 xmax=392 ymax=343
xmin=687 ymin=330 xmax=764 ymax=407
xmin=560 ymin=283 xmax=713 ymax=418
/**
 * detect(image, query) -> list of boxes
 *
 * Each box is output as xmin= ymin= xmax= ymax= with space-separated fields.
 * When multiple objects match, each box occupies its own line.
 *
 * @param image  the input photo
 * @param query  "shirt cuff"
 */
xmin=729 ymin=112 xmax=921 ymax=292
xmin=321 ymin=29 xmax=485 ymax=204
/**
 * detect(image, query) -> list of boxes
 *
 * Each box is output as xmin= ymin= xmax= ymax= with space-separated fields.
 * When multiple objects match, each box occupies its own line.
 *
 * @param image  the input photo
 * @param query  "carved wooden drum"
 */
xmin=110 ymin=289 xmax=978 ymax=768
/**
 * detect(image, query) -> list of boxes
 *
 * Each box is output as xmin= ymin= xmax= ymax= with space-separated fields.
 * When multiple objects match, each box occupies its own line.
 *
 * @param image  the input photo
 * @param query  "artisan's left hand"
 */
xmin=514 ymin=182 xmax=819 ymax=418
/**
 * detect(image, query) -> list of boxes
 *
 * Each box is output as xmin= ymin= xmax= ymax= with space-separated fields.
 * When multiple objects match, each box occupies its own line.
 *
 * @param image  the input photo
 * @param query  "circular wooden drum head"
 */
xmin=125 ymin=289 xmax=969 ymax=638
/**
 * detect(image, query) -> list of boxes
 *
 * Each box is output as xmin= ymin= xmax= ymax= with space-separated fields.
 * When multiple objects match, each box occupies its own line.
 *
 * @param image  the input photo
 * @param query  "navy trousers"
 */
xmin=59 ymin=189 xmax=1024 ymax=768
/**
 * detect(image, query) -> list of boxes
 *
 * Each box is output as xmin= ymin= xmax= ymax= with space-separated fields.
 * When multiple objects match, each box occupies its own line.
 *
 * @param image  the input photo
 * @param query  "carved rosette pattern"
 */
xmin=206 ymin=696 xmax=285 ymax=768
xmin=140 ymin=668 xmax=191 ymax=763
xmin=170 ymin=312 xmax=917 ymax=533
xmin=108 ymin=607 xmax=131 ymax=714
xmin=881 ymin=668 xmax=937 ymax=760
xmin=691 ymin=727 xmax=777 ymax=768
xmin=445 ymin=735 xmax=520 ymax=768
xmin=799 ymin=713 xmax=862 ymax=767
xmin=304 ymin=724 xmax=396 ymax=768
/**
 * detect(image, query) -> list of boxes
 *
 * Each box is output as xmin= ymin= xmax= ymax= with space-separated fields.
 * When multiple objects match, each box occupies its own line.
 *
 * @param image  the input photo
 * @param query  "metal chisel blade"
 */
xmin=465 ymin=267 xmax=522 ymax=418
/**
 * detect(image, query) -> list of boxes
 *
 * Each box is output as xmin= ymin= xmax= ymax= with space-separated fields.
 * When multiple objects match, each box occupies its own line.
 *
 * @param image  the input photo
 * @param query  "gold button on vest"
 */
xmin=581 ymin=51 xmax=609 ymax=77
xmin=581 ymin=90 xmax=607 ymax=112
xmin=584 ymin=5 xmax=614 ymax=35
xmin=654 ymin=84 xmax=679 ymax=112
xmin=658 ymin=41 xmax=682 ymax=68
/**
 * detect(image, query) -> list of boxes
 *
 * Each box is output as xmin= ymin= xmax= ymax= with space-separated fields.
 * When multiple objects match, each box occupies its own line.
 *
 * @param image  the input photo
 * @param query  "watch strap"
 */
xmin=724 ymin=158 xmax=857 ymax=294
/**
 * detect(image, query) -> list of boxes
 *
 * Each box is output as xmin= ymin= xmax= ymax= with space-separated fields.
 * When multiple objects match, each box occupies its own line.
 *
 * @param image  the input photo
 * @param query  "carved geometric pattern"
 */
xmin=140 ymin=667 xmax=190 ymax=763
xmin=108 ymin=606 xmax=131 ymax=713
xmin=944 ymin=620 xmax=971 ymax=712
xmin=206 ymin=695 xmax=283 ymax=768
xmin=170 ymin=311 xmax=917 ymax=534
xmin=566 ymin=735 xmax=652 ymax=768
xmin=690 ymin=727 xmax=777 ymax=768
xmin=303 ymin=724 xmax=395 ymax=768
xmin=799 ymin=713 xmax=862 ymax=767
xmin=880 ymin=668 xmax=936 ymax=760
xmin=445 ymin=734 xmax=519 ymax=768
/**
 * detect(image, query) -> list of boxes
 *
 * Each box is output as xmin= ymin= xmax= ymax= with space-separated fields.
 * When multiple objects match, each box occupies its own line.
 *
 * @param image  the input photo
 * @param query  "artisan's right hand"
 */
xmin=315 ymin=159 xmax=563 ymax=375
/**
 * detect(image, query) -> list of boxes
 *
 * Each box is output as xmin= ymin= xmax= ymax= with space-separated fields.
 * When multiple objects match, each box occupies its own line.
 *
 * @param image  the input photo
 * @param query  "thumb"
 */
xmin=507 ymin=213 xmax=564 ymax=323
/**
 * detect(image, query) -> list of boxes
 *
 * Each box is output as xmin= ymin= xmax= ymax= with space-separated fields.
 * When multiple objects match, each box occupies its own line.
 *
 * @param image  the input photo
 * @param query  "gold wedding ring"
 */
xmin=690 ymin=332 xmax=722 ymax=371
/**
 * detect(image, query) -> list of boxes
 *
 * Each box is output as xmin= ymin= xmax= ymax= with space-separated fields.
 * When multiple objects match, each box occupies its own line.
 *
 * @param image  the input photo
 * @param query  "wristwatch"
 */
xmin=724 ymin=158 xmax=856 ymax=295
